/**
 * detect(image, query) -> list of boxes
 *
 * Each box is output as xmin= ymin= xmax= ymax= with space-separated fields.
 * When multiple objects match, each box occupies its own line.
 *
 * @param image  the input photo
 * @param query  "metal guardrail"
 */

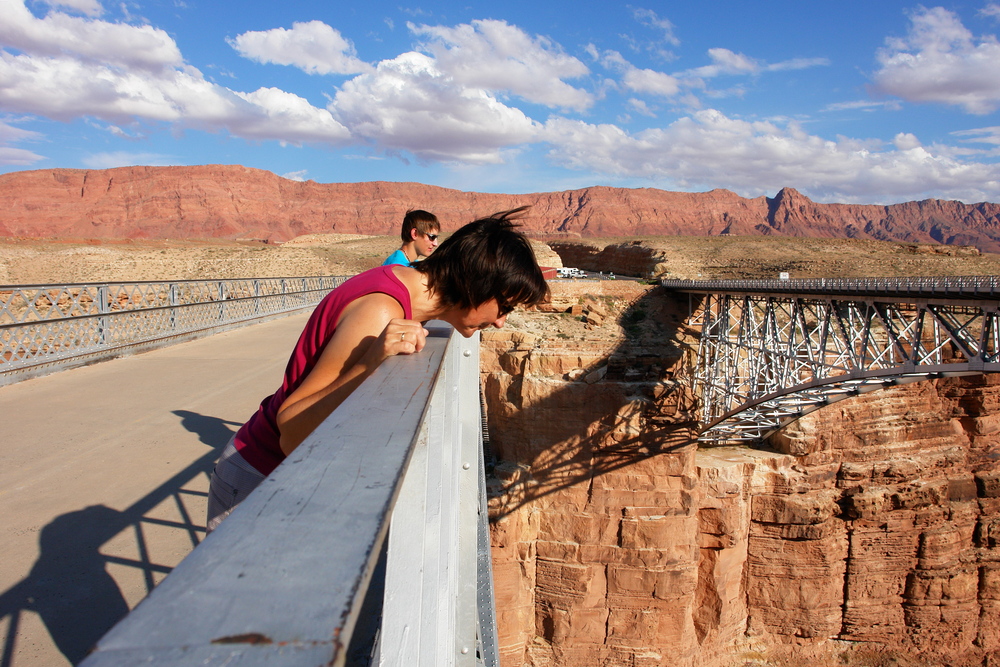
xmin=0 ymin=277 xmax=347 ymax=386
xmin=78 ymin=324 xmax=498 ymax=667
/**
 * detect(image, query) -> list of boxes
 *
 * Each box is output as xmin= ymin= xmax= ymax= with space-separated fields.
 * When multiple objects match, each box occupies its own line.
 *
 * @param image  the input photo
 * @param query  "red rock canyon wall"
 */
xmin=2 ymin=166 xmax=1000 ymax=251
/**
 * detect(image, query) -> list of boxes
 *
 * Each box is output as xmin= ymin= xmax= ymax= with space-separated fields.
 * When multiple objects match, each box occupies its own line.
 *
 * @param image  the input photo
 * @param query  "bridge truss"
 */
xmin=663 ymin=277 xmax=1000 ymax=444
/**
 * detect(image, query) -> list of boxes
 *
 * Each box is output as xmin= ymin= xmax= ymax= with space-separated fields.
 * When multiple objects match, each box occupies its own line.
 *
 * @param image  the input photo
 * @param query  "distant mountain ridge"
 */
xmin=2 ymin=165 xmax=999 ymax=251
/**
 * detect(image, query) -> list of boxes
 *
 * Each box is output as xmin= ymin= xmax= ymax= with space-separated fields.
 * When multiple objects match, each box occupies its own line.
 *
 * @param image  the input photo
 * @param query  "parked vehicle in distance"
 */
xmin=556 ymin=267 xmax=588 ymax=278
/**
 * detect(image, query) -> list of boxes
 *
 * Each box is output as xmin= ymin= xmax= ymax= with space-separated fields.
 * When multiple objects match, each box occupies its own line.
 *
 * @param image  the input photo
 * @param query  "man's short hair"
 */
xmin=401 ymin=209 xmax=440 ymax=243
xmin=413 ymin=207 xmax=549 ymax=312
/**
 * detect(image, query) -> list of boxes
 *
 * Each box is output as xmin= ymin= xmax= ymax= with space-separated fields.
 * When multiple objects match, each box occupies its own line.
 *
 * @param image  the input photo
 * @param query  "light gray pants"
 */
xmin=206 ymin=435 xmax=266 ymax=533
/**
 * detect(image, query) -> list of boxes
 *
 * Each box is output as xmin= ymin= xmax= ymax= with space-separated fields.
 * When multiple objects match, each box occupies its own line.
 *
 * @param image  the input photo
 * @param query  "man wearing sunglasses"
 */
xmin=383 ymin=209 xmax=440 ymax=266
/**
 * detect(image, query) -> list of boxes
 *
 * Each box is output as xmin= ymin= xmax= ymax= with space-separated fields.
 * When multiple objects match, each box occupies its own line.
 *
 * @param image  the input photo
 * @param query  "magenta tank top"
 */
xmin=235 ymin=265 xmax=413 ymax=475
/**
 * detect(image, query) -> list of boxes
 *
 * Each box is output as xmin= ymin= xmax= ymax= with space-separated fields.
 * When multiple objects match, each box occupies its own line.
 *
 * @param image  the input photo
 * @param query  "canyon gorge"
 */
xmin=482 ymin=280 xmax=1000 ymax=667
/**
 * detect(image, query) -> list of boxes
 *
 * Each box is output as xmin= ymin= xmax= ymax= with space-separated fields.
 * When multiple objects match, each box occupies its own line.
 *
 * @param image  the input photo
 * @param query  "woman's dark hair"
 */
xmin=413 ymin=207 xmax=549 ymax=312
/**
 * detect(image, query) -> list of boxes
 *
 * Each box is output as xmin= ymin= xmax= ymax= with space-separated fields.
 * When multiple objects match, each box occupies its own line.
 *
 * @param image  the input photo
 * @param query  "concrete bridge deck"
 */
xmin=0 ymin=312 xmax=310 ymax=667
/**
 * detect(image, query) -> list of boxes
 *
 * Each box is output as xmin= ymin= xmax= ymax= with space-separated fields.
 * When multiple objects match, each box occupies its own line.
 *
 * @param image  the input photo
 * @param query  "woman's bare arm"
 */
xmin=275 ymin=292 xmax=427 ymax=455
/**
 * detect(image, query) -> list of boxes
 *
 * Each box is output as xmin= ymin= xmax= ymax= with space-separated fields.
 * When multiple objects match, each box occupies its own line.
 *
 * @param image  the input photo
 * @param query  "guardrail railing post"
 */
xmin=217 ymin=281 xmax=226 ymax=323
xmin=169 ymin=283 xmax=178 ymax=332
xmin=97 ymin=285 xmax=109 ymax=348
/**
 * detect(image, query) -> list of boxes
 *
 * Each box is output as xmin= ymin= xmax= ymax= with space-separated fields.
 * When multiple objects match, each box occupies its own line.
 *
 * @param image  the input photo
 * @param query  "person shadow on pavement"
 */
xmin=172 ymin=409 xmax=243 ymax=450
xmin=0 ymin=506 xmax=129 ymax=666
xmin=0 ymin=411 xmax=240 ymax=666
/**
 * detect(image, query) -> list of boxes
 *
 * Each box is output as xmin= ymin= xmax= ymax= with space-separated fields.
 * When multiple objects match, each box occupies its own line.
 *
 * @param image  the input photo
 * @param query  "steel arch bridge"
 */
xmin=661 ymin=276 xmax=1000 ymax=445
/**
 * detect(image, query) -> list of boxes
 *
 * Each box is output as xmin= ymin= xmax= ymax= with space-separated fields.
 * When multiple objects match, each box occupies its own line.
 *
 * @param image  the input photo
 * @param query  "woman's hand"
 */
xmin=375 ymin=318 xmax=429 ymax=359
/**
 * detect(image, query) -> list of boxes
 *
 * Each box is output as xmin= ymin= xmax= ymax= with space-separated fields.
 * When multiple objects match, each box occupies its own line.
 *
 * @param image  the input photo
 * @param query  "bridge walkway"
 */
xmin=0 ymin=312 xmax=310 ymax=667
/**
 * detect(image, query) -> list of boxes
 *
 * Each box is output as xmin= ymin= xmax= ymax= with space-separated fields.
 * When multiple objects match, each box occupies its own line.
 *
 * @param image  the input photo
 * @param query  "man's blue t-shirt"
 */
xmin=382 ymin=249 xmax=412 ymax=266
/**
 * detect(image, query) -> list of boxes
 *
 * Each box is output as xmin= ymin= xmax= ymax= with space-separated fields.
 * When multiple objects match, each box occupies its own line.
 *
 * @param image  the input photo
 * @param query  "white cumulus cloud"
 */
xmin=0 ymin=0 xmax=181 ymax=70
xmin=872 ymin=6 xmax=1000 ymax=114
xmin=627 ymin=98 xmax=657 ymax=117
xmin=0 ymin=1 xmax=351 ymax=145
xmin=592 ymin=48 xmax=682 ymax=99
xmin=282 ymin=169 xmax=308 ymax=181
xmin=236 ymin=87 xmax=350 ymax=143
xmin=228 ymin=20 xmax=371 ymax=76
xmin=331 ymin=51 xmax=540 ymax=163
xmin=686 ymin=48 xmax=759 ymax=78
xmin=623 ymin=67 xmax=681 ymax=97
xmin=597 ymin=45 xmax=825 ymax=107
xmin=409 ymin=19 xmax=593 ymax=111
xmin=893 ymin=132 xmax=922 ymax=150
xmin=542 ymin=108 xmax=1000 ymax=203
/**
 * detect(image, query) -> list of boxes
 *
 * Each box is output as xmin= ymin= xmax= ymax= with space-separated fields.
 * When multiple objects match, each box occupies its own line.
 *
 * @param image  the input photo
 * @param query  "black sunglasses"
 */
xmin=424 ymin=233 xmax=439 ymax=241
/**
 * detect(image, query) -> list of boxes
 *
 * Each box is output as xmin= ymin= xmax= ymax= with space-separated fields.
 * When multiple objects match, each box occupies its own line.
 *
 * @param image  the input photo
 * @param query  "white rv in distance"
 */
xmin=556 ymin=267 xmax=587 ymax=278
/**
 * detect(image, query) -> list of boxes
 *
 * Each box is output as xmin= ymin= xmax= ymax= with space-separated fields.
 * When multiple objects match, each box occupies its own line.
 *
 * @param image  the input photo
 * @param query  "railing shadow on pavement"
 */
xmin=0 ymin=411 xmax=238 ymax=667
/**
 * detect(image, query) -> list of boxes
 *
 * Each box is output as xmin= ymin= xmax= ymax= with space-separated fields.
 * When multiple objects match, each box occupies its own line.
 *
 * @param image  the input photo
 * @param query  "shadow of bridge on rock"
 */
xmin=483 ymin=284 xmax=706 ymax=520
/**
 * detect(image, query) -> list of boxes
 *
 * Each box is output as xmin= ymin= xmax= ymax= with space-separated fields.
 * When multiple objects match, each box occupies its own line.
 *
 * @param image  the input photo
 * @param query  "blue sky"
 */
xmin=2 ymin=0 xmax=1000 ymax=204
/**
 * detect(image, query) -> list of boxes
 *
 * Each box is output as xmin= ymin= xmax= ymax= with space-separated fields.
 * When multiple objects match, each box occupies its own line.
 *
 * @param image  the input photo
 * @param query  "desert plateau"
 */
xmin=4 ymin=232 xmax=1000 ymax=287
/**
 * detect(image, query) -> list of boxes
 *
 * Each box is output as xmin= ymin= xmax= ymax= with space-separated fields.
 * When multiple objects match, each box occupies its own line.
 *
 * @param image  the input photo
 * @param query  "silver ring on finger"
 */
xmin=400 ymin=332 xmax=406 ymax=341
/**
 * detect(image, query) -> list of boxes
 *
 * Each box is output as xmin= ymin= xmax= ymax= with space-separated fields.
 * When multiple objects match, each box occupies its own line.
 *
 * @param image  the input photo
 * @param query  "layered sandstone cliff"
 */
xmin=483 ymin=280 xmax=704 ymax=665
xmin=2 ymin=166 xmax=1000 ymax=251
xmin=483 ymin=283 xmax=1000 ymax=666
